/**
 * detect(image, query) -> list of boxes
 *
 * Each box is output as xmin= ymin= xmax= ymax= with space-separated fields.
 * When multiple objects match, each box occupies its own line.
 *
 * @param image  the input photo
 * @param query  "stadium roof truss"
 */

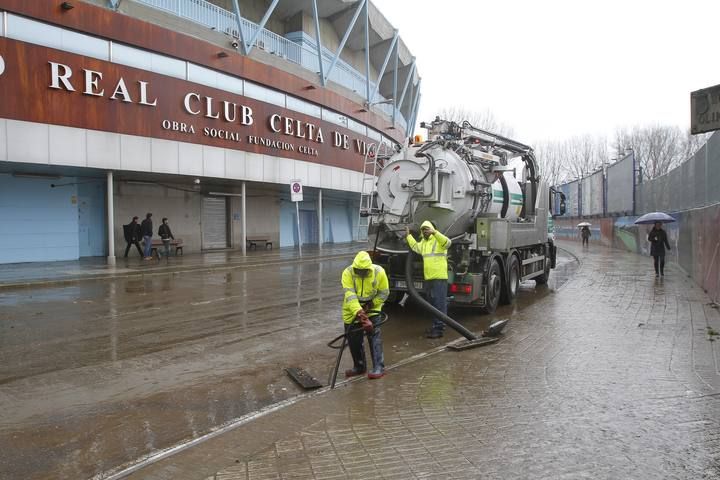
xmin=150 ymin=0 xmax=422 ymax=130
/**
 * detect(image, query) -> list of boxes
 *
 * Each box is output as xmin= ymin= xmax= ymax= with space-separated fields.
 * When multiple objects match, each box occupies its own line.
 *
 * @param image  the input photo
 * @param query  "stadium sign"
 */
xmin=691 ymin=83 xmax=720 ymax=135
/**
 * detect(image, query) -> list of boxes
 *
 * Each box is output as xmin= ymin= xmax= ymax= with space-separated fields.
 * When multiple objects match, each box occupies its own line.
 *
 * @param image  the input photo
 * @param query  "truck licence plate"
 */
xmin=396 ymin=280 xmax=423 ymax=289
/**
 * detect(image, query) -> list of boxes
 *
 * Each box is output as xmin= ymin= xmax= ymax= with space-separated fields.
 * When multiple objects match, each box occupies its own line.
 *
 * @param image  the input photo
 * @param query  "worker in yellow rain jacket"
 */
xmin=406 ymin=220 xmax=451 ymax=338
xmin=342 ymin=251 xmax=389 ymax=379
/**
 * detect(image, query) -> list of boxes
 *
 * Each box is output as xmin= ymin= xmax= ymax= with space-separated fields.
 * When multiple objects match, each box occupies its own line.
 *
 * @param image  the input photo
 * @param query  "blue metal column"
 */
xmin=324 ymin=0 xmax=366 ymax=84
xmin=391 ymin=39 xmax=399 ymax=127
xmin=364 ymin=0 xmax=370 ymax=103
xmin=370 ymin=30 xmax=399 ymax=103
xmin=409 ymin=92 xmax=421 ymax=136
xmin=311 ymin=0 xmax=326 ymax=86
xmin=245 ymin=0 xmax=280 ymax=55
xmin=407 ymin=79 xmax=421 ymax=133
xmin=230 ymin=0 xmax=248 ymax=55
xmin=397 ymin=59 xmax=416 ymax=119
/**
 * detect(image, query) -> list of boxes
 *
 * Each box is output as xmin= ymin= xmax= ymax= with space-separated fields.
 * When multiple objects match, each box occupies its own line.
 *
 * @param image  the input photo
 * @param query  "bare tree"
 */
xmin=534 ymin=141 xmax=568 ymax=187
xmin=613 ymin=125 xmax=692 ymax=180
xmin=535 ymin=135 xmax=609 ymax=186
xmin=562 ymin=135 xmax=608 ymax=179
xmin=436 ymin=107 xmax=515 ymax=137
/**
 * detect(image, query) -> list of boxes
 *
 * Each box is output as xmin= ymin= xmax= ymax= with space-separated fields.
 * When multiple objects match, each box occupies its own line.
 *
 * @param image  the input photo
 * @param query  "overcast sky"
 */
xmin=373 ymin=0 xmax=720 ymax=144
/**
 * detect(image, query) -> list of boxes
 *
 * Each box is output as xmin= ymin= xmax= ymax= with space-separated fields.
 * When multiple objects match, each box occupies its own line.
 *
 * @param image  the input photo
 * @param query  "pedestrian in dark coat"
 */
xmin=581 ymin=226 xmax=591 ymax=246
xmin=123 ymin=216 xmax=143 ymax=257
xmin=158 ymin=218 xmax=174 ymax=258
xmin=140 ymin=213 xmax=153 ymax=260
xmin=648 ymin=222 xmax=671 ymax=277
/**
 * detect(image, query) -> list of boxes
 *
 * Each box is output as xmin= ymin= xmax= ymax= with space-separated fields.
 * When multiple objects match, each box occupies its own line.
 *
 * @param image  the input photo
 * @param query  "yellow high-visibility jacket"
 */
xmin=341 ymin=251 xmax=389 ymax=324
xmin=406 ymin=220 xmax=452 ymax=280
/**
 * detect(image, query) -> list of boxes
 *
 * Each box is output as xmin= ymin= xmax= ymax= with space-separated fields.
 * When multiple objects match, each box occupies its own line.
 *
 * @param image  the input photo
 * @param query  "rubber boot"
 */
xmin=345 ymin=326 xmax=366 ymax=377
xmin=367 ymin=327 xmax=385 ymax=379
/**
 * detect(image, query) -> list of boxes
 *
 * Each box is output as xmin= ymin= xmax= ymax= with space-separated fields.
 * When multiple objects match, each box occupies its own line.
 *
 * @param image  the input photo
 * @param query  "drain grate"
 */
xmin=285 ymin=367 xmax=323 ymax=389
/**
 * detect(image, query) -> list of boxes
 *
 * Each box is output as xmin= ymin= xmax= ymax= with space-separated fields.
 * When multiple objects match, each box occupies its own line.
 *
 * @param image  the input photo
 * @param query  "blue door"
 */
xmin=77 ymin=182 xmax=107 ymax=257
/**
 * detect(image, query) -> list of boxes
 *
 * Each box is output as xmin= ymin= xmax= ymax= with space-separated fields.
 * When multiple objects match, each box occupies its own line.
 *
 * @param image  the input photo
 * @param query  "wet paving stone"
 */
xmin=135 ymin=242 xmax=720 ymax=480
xmin=0 ymin=245 xmax=572 ymax=479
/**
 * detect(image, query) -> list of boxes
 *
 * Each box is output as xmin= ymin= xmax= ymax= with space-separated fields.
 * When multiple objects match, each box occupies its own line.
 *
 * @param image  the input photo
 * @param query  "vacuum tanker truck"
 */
xmin=365 ymin=118 xmax=564 ymax=313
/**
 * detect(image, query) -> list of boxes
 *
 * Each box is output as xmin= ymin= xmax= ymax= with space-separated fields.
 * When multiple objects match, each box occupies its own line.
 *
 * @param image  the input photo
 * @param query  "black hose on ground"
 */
xmin=404 ymin=252 xmax=478 ymax=341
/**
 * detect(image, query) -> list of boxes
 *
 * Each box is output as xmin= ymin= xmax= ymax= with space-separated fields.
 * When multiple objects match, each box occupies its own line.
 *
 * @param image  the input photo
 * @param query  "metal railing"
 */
xmin=135 ymin=0 xmax=408 ymax=130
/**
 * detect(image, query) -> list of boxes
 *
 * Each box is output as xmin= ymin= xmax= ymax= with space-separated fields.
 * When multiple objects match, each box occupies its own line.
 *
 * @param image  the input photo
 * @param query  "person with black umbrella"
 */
xmin=648 ymin=222 xmax=671 ymax=277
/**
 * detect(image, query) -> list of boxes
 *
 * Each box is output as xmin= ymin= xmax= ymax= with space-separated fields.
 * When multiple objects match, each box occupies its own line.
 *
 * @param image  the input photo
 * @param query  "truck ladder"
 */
xmin=356 ymin=142 xmax=394 ymax=241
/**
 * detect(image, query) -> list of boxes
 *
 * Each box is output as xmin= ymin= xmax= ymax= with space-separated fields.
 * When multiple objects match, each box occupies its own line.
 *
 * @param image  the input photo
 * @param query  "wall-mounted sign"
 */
xmin=290 ymin=180 xmax=303 ymax=202
xmin=691 ymin=83 xmax=720 ymax=135
xmin=0 ymin=37 xmax=379 ymax=173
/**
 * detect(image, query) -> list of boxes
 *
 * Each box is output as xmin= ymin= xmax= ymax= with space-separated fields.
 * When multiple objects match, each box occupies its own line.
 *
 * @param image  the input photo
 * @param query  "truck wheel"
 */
xmin=535 ymin=257 xmax=551 ymax=285
xmin=482 ymin=259 xmax=502 ymax=314
xmin=500 ymin=255 xmax=520 ymax=305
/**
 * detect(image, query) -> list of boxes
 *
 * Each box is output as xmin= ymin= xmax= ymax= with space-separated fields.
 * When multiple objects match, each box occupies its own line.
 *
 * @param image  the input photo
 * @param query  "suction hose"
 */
xmin=404 ymin=252 xmax=478 ymax=341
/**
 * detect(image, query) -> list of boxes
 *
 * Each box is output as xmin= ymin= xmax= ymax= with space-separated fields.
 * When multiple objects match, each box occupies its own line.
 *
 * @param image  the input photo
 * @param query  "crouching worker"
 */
xmin=342 ymin=251 xmax=389 ymax=379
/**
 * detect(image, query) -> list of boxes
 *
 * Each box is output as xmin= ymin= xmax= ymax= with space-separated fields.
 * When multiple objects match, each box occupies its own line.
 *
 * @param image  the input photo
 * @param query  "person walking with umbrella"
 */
xmin=648 ymin=222 xmax=671 ymax=277
xmin=581 ymin=226 xmax=591 ymax=246
xmin=577 ymin=222 xmax=591 ymax=247
xmin=635 ymin=212 xmax=675 ymax=278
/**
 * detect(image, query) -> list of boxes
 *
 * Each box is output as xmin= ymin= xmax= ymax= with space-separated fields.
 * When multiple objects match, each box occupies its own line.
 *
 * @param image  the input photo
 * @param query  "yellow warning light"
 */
xmin=413 ymin=134 xmax=423 ymax=144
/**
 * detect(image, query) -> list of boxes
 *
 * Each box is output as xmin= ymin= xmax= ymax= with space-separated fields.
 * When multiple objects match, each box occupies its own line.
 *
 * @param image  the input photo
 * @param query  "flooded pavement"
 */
xmin=0 ymin=247 xmax=575 ymax=479
xmin=120 ymin=242 xmax=720 ymax=480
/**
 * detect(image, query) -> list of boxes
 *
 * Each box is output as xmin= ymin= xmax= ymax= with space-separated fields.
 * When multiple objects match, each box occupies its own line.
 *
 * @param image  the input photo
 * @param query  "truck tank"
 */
xmin=368 ymin=119 xmax=537 ymax=253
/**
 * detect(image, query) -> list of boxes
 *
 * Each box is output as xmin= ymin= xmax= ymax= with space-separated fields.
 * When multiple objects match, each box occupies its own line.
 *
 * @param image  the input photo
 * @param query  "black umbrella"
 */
xmin=634 ymin=212 xmax=675 ymax=225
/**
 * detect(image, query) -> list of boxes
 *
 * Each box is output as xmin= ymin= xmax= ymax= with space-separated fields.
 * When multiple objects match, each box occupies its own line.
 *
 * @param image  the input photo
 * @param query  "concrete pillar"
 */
xmin=106 ymin=171 xmax=116 ymax=265
xmin=318 ymin=189 xmax=323 ymax=248
xmin=241 ymin=181 xmax=247 ymax=256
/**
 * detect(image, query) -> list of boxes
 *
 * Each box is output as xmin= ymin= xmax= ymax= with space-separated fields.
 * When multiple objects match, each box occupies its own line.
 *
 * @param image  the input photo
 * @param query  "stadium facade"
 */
xmin=0 ymin=0 xmax=420 ymax=263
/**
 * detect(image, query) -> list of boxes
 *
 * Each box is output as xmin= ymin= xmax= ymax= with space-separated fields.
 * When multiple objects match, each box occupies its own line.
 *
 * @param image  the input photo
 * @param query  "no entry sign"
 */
xmin=290 ymin=180 xmax=303 ymax=202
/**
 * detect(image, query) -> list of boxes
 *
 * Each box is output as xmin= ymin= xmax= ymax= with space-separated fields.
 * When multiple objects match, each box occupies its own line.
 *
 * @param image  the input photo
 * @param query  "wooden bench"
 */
xmin=247 ymin=238 xmax=273 ymax=250
xmin=150 ymin=238 xmax=184 ymax=257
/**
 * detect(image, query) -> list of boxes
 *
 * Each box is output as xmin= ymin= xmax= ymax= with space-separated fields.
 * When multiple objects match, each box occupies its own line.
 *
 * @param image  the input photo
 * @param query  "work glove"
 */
xmin=356 ymin=310 xmax=373 ymax=333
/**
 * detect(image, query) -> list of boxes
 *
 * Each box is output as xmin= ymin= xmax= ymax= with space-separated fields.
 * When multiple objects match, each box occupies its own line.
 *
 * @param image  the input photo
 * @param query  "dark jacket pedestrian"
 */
xmin=158 ymin=218 xmax=174 ymax=258
xmin=648 ymin=223 xmax=671 ymax=276
xmin=123 ymin=216 xmax=143 ymax=257
xmin=141 ymin=213 xmax=153 ymax=259
xmin=158 ymin=221 xmax=174 ymax=241
xmin=581 ymin=226 xmax=591 ymax=246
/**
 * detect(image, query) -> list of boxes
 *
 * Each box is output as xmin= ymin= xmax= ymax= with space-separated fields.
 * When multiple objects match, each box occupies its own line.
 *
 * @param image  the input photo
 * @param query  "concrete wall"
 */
xmin=0 ymin=120 xmax=364 ymax=194
xmin=113 ymin=182 xmax=202 ymax=257
xmin=555 ymin=205 xmax=720 ymax=303
xmin=301 ymin=13 xmax=380 ymax=79
xmin=114 ymin=182 xmax=289 ymax=255
xmin=245 ymin=192 xmax=281 ymax=247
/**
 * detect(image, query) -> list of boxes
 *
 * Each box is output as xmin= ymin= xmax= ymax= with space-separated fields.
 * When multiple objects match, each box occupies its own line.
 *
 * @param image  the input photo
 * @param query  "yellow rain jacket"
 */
xmin=341 ymin=251 xmax=389 ymax=324
xmin=406 ymin=220 xmax=452 ymax=280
